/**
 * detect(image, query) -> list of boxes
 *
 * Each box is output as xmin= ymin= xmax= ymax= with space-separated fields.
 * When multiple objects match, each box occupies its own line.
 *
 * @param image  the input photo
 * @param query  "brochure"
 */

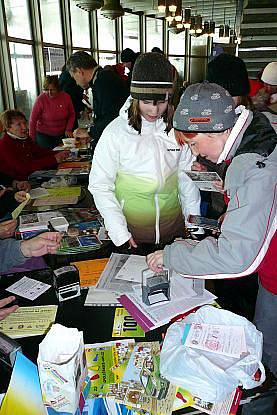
xmin=85 ymin=341 xmax=176 ymax=415
xmin=188 ymin=214 xmax=221 ymax=232
xmin=112 ymin=307 xmax=145 ymax=338
xmin=71 ymin=258 xmax=109 ymax=288
xmin=173 ymin=387 xmax=242 ymax=415
xmin=185 ymin=171 xmax=223 ymax=192
xmin=57 ymin=234 xmax=102 ymax=255
xmin=0 ymin=305 xmax=57 ymax=338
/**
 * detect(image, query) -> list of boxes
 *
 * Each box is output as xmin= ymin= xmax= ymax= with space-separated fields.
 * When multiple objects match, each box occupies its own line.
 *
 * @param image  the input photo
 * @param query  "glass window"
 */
xmin=169 ymin=56 xmax=184 ymax=80
xmin=122 ymin=13 xmax=140 ymax=51
xmin=98 ymin=52 xmax=116 ymax=68
xmin=43 ymin=47 xmax=65 ymax=75
xmin=40 ymin=0 xmax=63 ymax=45
xmin=168 ymin=30 xmax=186 ymax=55
xmin=9 ymin=42 xmax=37 ymax=118
xmin=97 ymin=10 xmax=116 ymax=51
xmin=0 ymin=84 xmax=4 ymax=114
xmin=146 ymin=17 xmax=163 ymax=52
xmin=70 ymin=1 xmax=90 ymax=48
xmin=190 ymin=36 xmax=208 ymax=83
xmin=4 ymin=0 xmax=31 ymax=40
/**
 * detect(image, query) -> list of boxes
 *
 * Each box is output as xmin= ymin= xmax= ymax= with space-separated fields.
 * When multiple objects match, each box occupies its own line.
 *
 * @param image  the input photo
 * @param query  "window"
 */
xmin=168 ymin=30 xmax=186 ymax=55
xmin=43 ymin=47 xmax=65 ymax=75
xmin=40 ymin=0 xmax=63 ymax=45
xmin=98 ymin=52 xmax=116 ymax=68
xmin=70 ymin=1 xmax=90 ymax=48
xmin=190 ymin=35 xmax=208 ymax=82
xmin=122 ymin=13 xmax=140 ymax=51
xmin=10 ymin=42 xmax=37 ymax=118
xmin=4 ymin=0 xmax=31 ymax=40
xmin=146 ymin=17 xmax=163 ymax=52
xmin=97 ymin=10 xmax=116 ymax=51
xmin=169 ymin=56 xmax=184 ymax=80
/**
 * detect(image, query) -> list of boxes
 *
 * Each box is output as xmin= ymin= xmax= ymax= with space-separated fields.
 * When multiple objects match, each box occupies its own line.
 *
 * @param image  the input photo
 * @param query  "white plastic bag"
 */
xmin=160 ymin=305 xmax=265 ymax=403
xmin=37 ymin=324 xmax=88 ymax=414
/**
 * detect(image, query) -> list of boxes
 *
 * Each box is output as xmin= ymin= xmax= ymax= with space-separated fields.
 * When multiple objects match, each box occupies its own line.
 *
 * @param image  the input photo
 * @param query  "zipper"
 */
xmin=152 ymin=122 xmax=165 ymax=244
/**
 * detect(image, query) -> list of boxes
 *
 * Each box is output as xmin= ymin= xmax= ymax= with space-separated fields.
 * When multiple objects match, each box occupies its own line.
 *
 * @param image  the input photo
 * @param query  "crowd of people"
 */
xmin=0 ymin=48 xmax=276 ymax=414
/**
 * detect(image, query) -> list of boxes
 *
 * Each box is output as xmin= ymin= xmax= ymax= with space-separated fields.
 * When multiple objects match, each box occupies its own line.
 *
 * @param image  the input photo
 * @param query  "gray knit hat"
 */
xmin=173 ymin=81 xmax=236 ymax=133
xmin=130 ymin=52 xmax=173 ymax=101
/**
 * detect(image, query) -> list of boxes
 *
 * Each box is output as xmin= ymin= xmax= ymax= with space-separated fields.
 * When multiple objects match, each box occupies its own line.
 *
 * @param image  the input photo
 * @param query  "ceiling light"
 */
xmin=157 ymin=0 xmax=166 ymax=13
xmin=75 ymin=0 xmax=103 ymax=11
xmin=168 ymin=0 xmax=177 ymax=13
xmin=100 ymin=0 xmax=124 ymax=19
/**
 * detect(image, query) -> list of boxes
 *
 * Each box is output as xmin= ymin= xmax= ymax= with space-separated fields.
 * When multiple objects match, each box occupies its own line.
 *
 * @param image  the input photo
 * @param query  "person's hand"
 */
xmin=20 ymin=232 xmax=62 ymax=257
xmin=12 ymin=180 xmax=31 ymax=192
xmin=0 ymin=187 xmax=13 ymax=197
xmin=73 ymin=128 xmax=90 ymax=139
xmin=65 ymin=131 xmax=74 ymax=138
xmin=191 ymin=161 xmax=207 ymax=172
xmin=14 ymin=191 xmax=29 ymax=203
xmin=0 ymin=219 xmax=17 ymax=239
xmin=128 ymin=236 xmax=138 ymax=249
xmin=55 ymin=150 xmax=71 ymax=163
xmin=147 ymin=250 xmax=164 ymax=272
xmin=0 ymin=296 xmax=19 ymax=321
xmin=212 ymin=180 xmax=224 ymax=194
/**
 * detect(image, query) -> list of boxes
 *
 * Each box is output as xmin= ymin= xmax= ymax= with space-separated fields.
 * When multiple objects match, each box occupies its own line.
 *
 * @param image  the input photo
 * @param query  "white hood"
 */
xmin=217 ymin=106 xmax=253 ymax=164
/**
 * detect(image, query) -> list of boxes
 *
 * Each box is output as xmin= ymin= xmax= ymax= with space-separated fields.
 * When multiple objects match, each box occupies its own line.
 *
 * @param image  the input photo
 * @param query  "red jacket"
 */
xmin=0 ymin=132 xmax=57 ymax=180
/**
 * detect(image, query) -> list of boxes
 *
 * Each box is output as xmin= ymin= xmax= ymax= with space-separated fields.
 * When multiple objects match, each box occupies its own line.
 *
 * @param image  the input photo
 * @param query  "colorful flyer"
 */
xmin=0 ymin=352 xmax=45 ymax=415
xmin=112 ymin=308 xmax=145 ymax=338
xmin=0 ymin=305 xmax=58 ymax=338
xmin=72 ymin=258 xmax=109 ymax=288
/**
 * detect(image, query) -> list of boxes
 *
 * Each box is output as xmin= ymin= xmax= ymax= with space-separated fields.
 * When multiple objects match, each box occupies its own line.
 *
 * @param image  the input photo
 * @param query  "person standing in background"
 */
xmin=29 ymin=75 xmax=75 ymax=149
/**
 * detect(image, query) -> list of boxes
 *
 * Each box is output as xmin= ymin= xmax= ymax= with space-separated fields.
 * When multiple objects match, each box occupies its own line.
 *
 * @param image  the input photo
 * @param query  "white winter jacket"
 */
xmin=89 ymin=98 xmax=200 ymax=246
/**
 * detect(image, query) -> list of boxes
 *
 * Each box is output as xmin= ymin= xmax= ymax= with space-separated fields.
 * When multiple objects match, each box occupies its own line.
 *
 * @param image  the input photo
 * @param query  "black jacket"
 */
xmin=89 ymin=68 xmax=129 ymax=144
xmin=59 ymin=69 xmax=84 ymax=129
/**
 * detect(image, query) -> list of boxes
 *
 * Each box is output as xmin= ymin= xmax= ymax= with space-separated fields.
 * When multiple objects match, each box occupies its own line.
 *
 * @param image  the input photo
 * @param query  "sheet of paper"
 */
xmin=56 ymin=168 xmax=72 ymax=175
xmin=115 ymin=254 xmax=147 ymax=283
xmin=85 ymin=287 xmax=120 ymax=306
xmin=11 ymin=193 xmax=31 ymax=219
xmin=183 ymin=323 xmax=247 ymax=358
xmin=112 ymin=307 xmax=145 ymax=337
xmin=96 ymin=253 xmax=141 ymax=294
xmin=6 ymin=276 xmax=51 ymax=300
xmin=97 ymin=226 xmax=111 ymax=241
xmin=71 ymin=258 xmax=109 ymax=288
xmin=33 ymin=195 xmax=78 ymax=206
xmin=46 ymin=186 xmax=81 ymax=197
xmin=0 ymin=305 xmax=58 ymax=338
xmin=29 ymin=188 xmax=49 ymax=199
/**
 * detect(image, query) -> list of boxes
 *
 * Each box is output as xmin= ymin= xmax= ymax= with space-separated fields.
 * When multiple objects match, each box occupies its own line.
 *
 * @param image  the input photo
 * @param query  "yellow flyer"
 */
xmin=71 ymin=258 xmax=109 ymax=287
xmin=0 ymin=305 xmax=58 ymax=338
xmin=11 ymin=193 xmax=31 ymax=219
xmin=112 ymin=307 xmax=145 ymax=338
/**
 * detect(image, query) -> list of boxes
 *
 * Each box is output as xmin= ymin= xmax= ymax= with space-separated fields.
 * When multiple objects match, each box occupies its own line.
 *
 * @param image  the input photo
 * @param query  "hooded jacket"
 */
xmin=164 ymin=109 xmax=277 ymax=294
xmin=89 ymin=98 xmax=201 ymax=246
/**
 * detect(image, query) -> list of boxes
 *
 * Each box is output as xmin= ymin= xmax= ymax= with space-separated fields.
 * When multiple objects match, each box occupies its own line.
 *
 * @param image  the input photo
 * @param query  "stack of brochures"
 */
xmin=85 ymin=340 xmax=176 ymax=415
xmin=57 ymin=234 xmax=102 ymax=255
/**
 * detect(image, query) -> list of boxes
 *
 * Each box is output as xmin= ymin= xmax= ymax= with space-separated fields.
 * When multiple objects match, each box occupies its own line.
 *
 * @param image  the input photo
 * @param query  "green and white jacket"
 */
xmin=89 ymin=98 xmax=201 ymax=246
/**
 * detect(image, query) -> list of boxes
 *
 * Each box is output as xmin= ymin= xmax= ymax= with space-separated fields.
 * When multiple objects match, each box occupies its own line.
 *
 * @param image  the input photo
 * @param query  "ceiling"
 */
xmin=121 ymin=0 xmax=238 ymax=27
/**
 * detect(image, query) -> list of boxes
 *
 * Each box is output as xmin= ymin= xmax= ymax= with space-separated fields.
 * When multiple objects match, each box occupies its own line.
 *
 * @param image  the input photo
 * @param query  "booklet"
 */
xmin=185 ymin=171 xmax=223 ymax=192
xmin=173 ymin=387 xmax=242 ymax=415
xmin=188 ymin=214 xmax=221 ymax=232
xmin=112 ymin=307 xmax=145 ymax=338
xmin=85 ymin=340 xmax=176 ymax=415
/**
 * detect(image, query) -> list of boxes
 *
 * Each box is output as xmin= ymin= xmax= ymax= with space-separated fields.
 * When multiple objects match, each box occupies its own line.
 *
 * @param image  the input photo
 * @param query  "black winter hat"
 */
xmin=121 ymin=48 xmax=137 ymax=64
xmin=130 ymin=52 xmax=173 ymax=101
xmin=207 ymin=53 xmax=250 ymax=97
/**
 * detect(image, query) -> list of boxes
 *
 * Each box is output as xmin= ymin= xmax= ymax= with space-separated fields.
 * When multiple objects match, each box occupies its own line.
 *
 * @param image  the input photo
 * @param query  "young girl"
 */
xmin=89 ymin=52 xmax=200 ymax=247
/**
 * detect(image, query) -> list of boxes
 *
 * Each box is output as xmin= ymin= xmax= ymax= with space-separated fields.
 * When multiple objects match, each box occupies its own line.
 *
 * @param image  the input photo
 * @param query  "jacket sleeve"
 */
xmin=164 ymin=152 xmax=277 ymax=279
xmin=25 ymin=142 xmax=57 ymax=174
xmin=88 ymin=129 xmax=131 ymax=246
xmin=178 ymin=144 xmax=201 ymax=222
xmin=65 ymin=94 xmax=76 ymax=132
xmin=0 ymin=239 xmax=26 ymax=273
xmin=29 ymin=97 xmax=43 ymax=140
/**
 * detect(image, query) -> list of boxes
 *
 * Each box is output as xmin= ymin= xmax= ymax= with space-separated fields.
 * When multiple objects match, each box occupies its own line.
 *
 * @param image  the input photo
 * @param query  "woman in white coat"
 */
xmin=89 ymin=52 xmax=200 ymax=248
